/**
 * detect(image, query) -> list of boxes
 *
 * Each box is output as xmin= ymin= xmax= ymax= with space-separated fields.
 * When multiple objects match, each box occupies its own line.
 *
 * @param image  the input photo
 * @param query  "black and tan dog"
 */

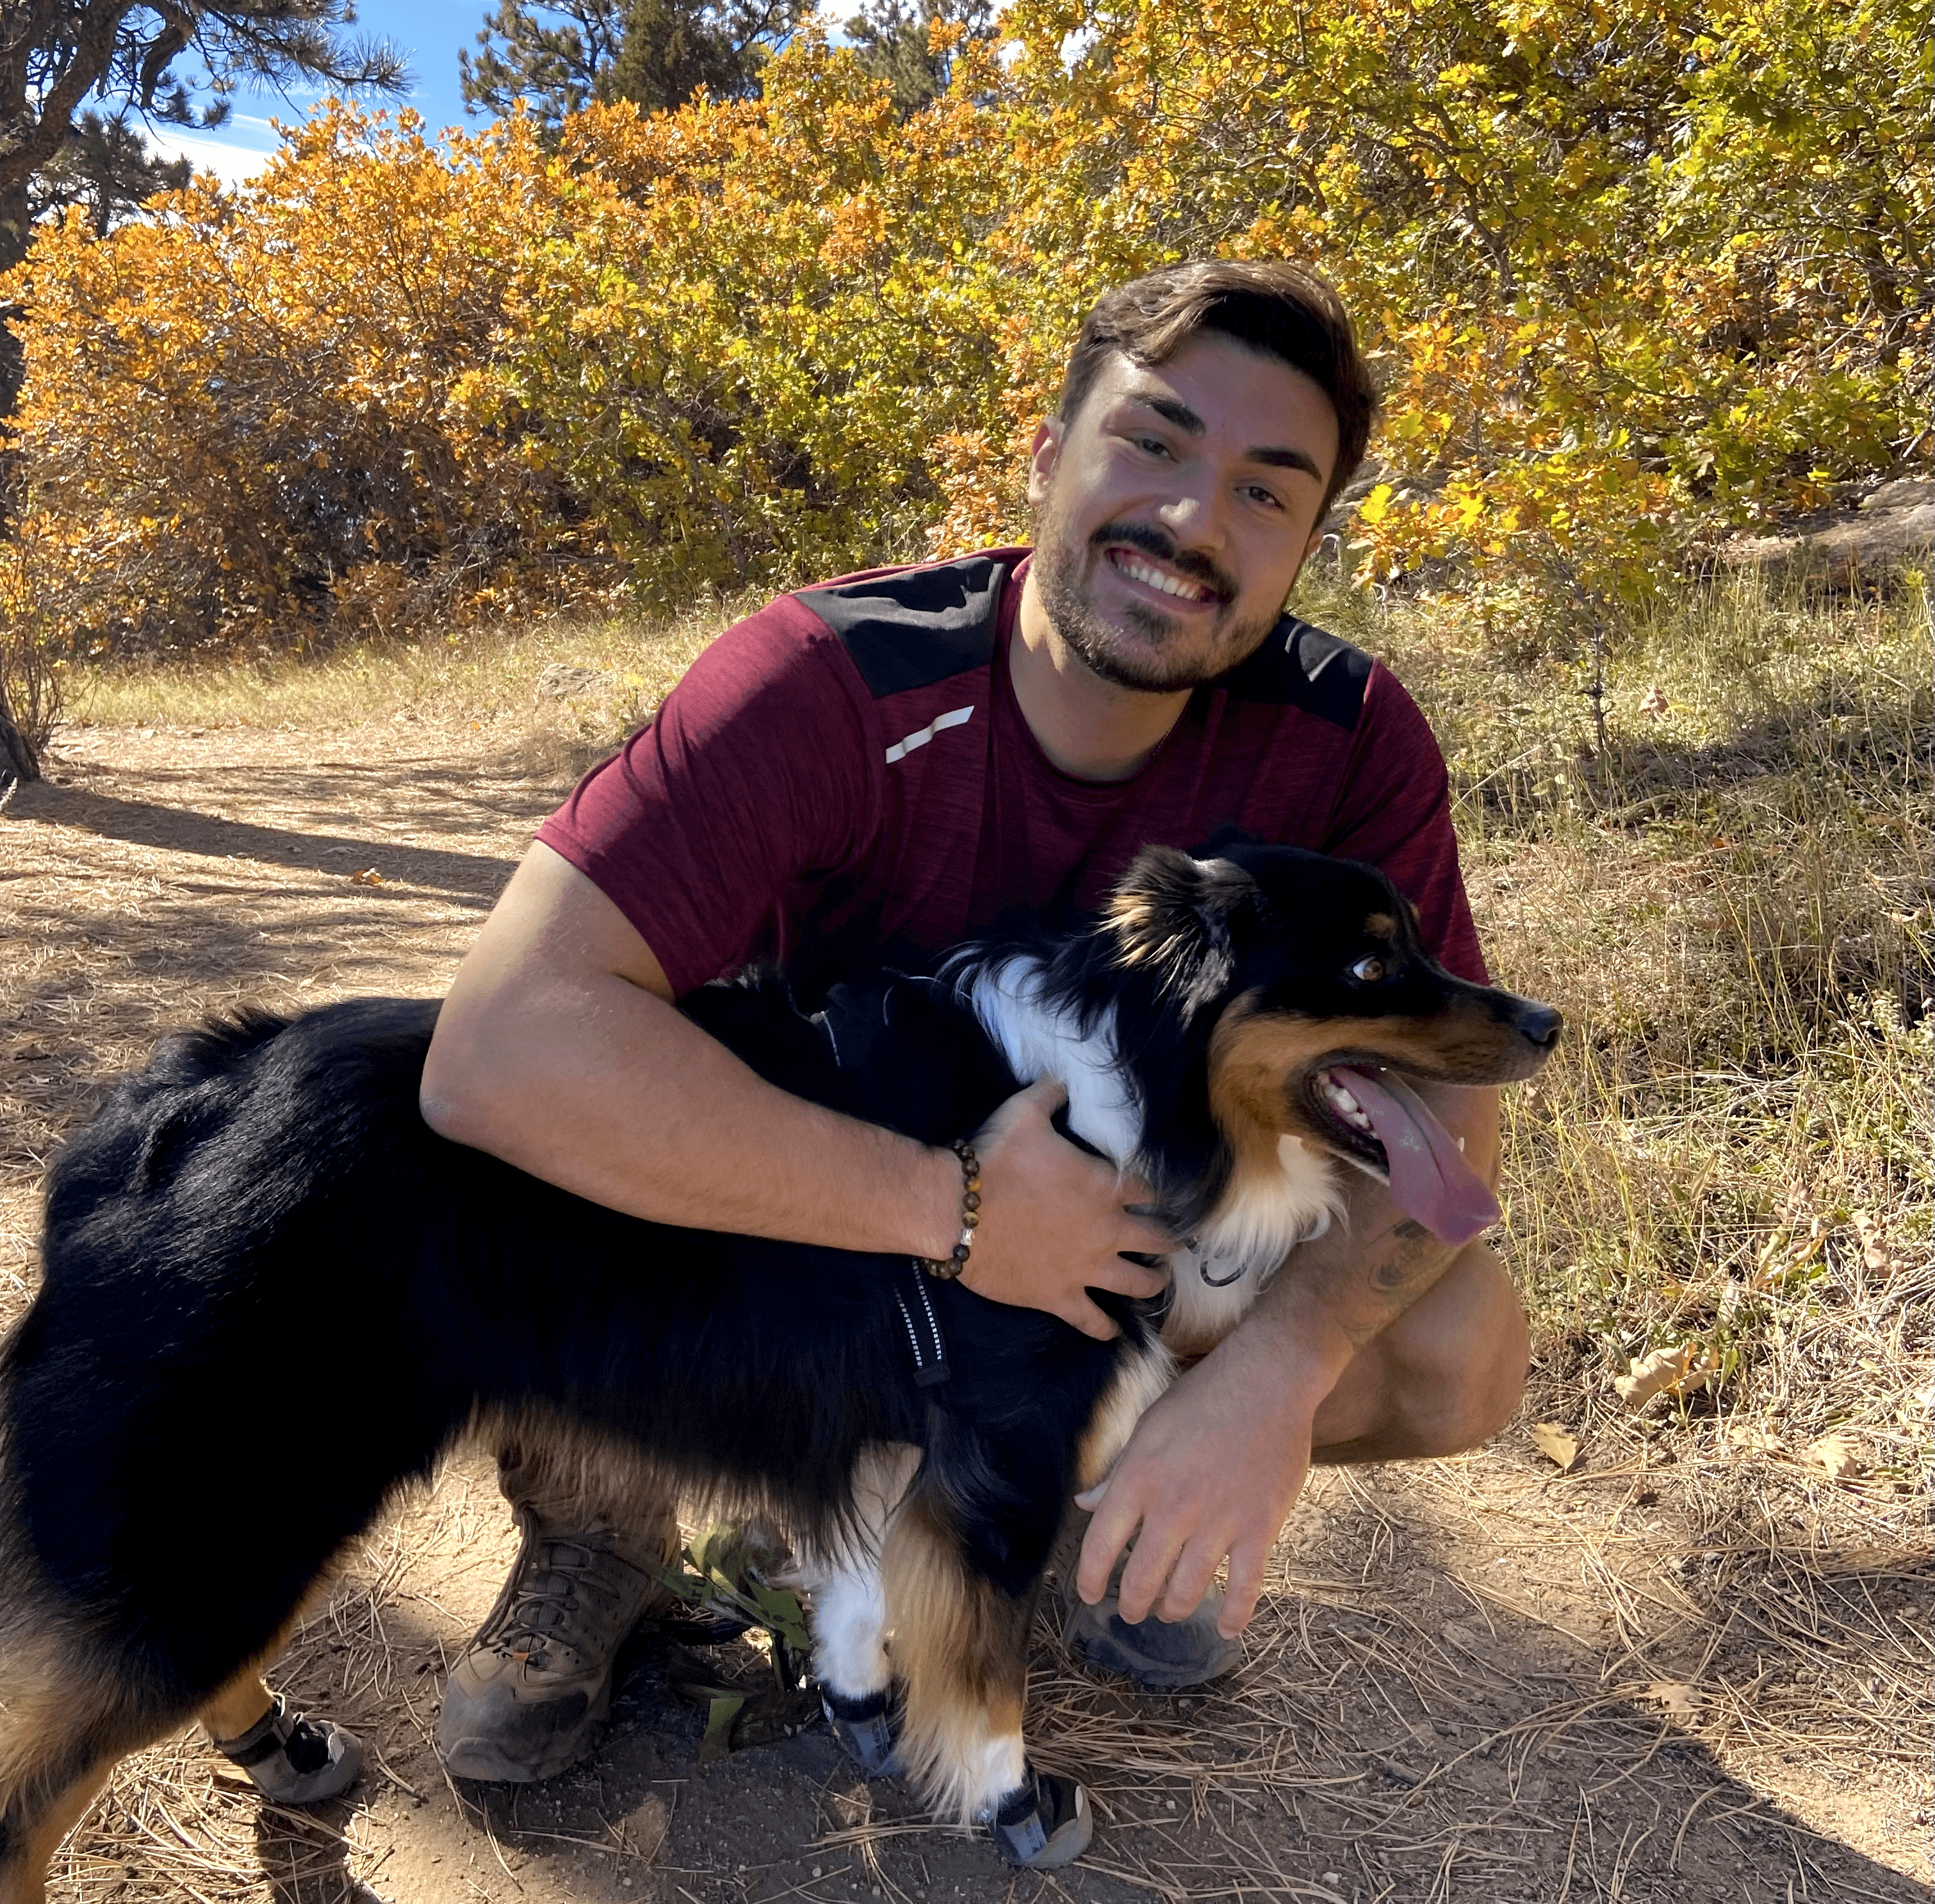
xmin=0 ymin=839 xmax=1559 ymax=1895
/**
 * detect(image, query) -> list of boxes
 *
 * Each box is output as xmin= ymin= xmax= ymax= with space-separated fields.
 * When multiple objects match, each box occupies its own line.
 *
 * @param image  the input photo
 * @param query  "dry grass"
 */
xmin=5 ymin=570 xmax=1931 ymax=1901
xmin=1301 ymin=566 xmax=1935 ymax=1513
xmin=70 ymin=595 xmax=748 ymax=778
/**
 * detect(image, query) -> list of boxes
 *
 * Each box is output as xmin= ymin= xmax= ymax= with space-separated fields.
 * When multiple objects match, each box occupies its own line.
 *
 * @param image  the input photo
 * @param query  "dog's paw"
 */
xmin=990 ymin=1766 xmax=1092 ymax=1868
xmin=820 ymin=1686 xmax=901 ymax=1778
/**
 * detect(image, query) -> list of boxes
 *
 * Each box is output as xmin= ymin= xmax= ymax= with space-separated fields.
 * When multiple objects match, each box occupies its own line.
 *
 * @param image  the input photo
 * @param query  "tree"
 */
xmin=30 ymin=111 xmax=190 ymax=237
xmin=0 ymin=0 xmax=405 ymax=411
xmin=845 ymin=0 xmax=994 ymax=117
xmin=459 ymin=0 xmax=805 ymax=125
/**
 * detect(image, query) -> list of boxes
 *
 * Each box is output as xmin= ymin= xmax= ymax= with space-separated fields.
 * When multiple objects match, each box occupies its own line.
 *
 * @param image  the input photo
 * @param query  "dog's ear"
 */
xmin=1104 ymin=846 xmax=1257 ymax=1003
xmin=1195 ymin=823 xmax=1264 ymax=861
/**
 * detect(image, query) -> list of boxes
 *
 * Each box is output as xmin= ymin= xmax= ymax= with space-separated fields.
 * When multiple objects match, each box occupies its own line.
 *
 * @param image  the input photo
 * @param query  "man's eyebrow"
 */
xmin=1123 ymin=392 xmax=1323 ymax=481
xmin=1127 ymin=393 xmax=1205 ymax=436
xmin=1246 ymin=445 xmax=1324 ymax=480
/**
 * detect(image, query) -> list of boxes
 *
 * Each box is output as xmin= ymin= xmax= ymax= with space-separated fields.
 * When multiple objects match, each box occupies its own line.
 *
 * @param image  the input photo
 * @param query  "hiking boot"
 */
xmin=212 ymin=1695 xmax=363 ymax=1805
xmin=1061 ymin=1592 xmax=1243 ymax=1692
xmin=437 ymin=1506 xmax=671 ymax=1783
xmin=1054 ymin=1518 xmax=1242 ymax=1693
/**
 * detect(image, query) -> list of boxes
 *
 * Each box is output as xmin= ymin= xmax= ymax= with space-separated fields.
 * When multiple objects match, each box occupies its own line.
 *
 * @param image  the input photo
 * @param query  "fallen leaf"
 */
xmin=698 ymin=1691 xmax=746 ymax=1764
xmin=1804 ymin=1434 xmax=1864 ymax=1482
xmin=1530 ymin=1422 xmax=1581 ymax=1472
xmin=1645 ymin=1681 xmax=1702 ymax=1713
xmin=1613 ymin=1342 xmax=1713 ymax=1409
xmin=1639 ymin=684 xmax=1670 ymax=718
xmin=1854 ymin=1212 xmax=1892 ymax=1277
xmin=1726 ymin=1421 xmax=1784 ymax=1454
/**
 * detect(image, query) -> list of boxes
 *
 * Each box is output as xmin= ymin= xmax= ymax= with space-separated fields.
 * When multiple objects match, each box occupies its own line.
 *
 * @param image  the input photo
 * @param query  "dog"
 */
xmin=0 ymin=838 xmax=1559 ymax=1895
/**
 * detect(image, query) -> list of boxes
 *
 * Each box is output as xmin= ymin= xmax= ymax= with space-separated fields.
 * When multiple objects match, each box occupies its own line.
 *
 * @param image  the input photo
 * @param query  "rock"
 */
xmin=1721 ymin=475 xmax=1935 ymax=577
xmin=535 ymin=664 xmax=618 ymax=701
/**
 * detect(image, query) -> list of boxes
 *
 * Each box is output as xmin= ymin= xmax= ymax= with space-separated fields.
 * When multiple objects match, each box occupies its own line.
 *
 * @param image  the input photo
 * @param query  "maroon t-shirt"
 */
xmin=539 ymin=548 xmax=1484 ymax=1001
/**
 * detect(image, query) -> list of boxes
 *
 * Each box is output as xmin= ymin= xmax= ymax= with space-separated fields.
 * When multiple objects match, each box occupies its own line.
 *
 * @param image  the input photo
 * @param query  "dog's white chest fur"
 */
xmin=962 ymin=958 xmax=1341 ymax=1343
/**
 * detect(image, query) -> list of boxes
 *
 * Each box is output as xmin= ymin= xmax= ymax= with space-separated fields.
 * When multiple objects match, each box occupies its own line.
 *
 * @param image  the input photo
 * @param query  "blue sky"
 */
xmin=144 ymin=0 xmax=494 ymax=183
xmin=143 ymin=0 xmax=856 ymax=185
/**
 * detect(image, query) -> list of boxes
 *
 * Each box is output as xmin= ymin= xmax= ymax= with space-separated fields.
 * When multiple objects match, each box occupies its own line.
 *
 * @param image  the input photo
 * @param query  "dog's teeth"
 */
xmin=1321 ymin=1076 xmax=1371 ymax=1130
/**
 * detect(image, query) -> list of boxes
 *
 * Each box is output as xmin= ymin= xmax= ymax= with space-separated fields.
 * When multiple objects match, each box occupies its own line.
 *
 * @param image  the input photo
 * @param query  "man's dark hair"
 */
xmin=1057 ymin=260 xmax=1378 ymax=522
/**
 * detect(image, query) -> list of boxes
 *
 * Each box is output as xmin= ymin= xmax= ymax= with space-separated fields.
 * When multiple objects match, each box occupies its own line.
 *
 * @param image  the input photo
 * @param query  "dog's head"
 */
xmin=1102 ymin=838 xmax=1561 ymax=1248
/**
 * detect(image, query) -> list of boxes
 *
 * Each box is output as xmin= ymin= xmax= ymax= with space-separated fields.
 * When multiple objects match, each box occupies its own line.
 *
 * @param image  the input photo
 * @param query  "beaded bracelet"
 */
xmin=917 ymin=1138 xmax=982 ymax=1279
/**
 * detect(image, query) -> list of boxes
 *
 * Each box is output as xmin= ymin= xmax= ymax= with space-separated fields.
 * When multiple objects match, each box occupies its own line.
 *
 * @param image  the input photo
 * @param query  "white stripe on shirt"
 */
xmin=884 ymin=704 xmax=975 ymax=766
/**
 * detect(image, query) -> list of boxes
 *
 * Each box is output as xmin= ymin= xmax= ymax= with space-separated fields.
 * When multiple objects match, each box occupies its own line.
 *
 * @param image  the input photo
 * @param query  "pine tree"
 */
xmin=0 ymin=1 xmax=405 ymax=412
xmin=31 ymin=112 xmax=192 ymax=239
xmin=459 ymin=0 xmax=806 ymax=126
xmin=845 ymin=0 xmax=995 ymax=117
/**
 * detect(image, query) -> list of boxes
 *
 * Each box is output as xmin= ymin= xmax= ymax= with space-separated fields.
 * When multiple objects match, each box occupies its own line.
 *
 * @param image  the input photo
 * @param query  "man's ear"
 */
xmin=1104 ymin=846 xmax=1257 ymax=1006
xmin=1025 ymin=417 xmax=1063 ymax=507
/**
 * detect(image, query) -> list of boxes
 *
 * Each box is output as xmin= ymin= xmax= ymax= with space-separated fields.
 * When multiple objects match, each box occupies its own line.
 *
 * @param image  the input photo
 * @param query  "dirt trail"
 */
xmin=2 ymin=723 xmax=1928 ymax=1904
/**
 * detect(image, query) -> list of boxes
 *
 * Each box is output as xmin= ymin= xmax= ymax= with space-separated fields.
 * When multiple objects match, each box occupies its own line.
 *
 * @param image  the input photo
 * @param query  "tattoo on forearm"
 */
xmin=1369 ymin=1219 xmax=1444 ymax=1293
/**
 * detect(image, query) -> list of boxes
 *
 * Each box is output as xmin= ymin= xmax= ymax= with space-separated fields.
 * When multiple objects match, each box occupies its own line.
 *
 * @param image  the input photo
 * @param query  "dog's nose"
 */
xmin=1516 ymin=1003 xmax=1564 ymax=1048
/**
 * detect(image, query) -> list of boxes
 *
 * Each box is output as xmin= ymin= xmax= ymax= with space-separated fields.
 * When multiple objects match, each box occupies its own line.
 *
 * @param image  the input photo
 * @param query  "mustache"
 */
xmin=1088 ymin=521 xmax=1236 ymax=604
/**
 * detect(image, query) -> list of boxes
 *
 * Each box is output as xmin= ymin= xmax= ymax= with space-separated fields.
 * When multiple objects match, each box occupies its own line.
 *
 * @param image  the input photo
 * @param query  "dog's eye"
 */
xmin=1351 ymin=956 xmax=1386 ymax=983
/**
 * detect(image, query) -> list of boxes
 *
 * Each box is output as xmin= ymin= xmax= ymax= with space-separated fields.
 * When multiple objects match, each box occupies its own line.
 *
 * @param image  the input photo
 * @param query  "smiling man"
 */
xmin=416 ymin=260 xmax=1529 ymax=1789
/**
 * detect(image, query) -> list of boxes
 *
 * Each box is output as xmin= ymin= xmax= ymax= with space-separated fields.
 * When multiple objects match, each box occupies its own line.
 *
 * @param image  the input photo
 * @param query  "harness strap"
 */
xmin=894 ymin=1265 xmax=952 ymax=1387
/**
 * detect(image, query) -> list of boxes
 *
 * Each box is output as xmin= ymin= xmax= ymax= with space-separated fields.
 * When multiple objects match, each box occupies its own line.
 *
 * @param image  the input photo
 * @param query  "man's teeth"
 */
xmin=1119 ymin=555 xmax=1207 ymax=601
xmin=1321 ymin=1072 xmax=1374 ymax=1132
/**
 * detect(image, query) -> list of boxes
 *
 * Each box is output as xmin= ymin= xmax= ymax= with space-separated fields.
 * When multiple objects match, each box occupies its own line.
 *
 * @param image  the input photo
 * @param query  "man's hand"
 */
xmin=1074 ymin=1083 xmax=1502 ymax=1635
xmin=1073 ymin=1288 xmax=1354 ymax=1636
xmin=958 ymin=1078 xmax=1171 ymax=1342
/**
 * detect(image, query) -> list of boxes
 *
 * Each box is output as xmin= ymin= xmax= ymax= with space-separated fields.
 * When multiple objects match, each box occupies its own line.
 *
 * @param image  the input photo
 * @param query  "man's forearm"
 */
xmin=420 ymin=849 xmax=962 ymax=1260
xmin=418 ymin=847 xmax=1172 ymax=1340
xmin=425 ymin=961 xmax=963 ymax=1257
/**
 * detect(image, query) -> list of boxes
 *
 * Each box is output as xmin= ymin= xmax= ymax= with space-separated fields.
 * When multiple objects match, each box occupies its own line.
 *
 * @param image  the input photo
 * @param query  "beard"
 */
xmin=1031 ymin=513 xmax=1280 ymax=693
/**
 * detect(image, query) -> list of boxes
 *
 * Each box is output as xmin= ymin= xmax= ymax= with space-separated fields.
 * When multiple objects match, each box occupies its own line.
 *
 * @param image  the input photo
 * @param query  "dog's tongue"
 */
xmin=1332 ymin=1067 xmax=1500 ymax=1245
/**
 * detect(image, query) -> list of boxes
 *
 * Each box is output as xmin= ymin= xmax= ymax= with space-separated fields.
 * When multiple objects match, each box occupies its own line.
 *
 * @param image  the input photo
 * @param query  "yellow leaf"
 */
xmin=1613 ymin=1342 xmax=1713 ymax=1409
xmin=1529 ymin=1422 xmax=1581 ymax=1472
xmin=1803 ymin=1434 xmax=1864 ymax=1482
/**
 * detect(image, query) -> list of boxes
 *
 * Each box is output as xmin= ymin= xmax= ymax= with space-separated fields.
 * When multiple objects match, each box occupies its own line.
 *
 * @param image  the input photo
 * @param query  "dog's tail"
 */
xmin=147 ymin=1010 xmax=294 ymax=1083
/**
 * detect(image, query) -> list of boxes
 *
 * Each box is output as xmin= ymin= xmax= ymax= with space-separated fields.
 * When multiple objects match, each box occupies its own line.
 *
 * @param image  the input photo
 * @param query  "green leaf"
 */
xmin=699 ymin=1692 xmax=746 ymax=1764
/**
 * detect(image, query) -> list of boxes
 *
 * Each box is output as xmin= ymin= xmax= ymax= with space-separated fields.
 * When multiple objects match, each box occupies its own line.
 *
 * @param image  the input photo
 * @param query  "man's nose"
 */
xmin=1157 ymin=479 xmax=1230 ymax=551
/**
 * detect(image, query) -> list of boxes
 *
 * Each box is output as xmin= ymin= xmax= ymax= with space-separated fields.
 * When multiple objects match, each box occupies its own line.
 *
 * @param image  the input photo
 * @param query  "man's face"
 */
xmin=1027 ymin=333 xmax=1341 ymax=693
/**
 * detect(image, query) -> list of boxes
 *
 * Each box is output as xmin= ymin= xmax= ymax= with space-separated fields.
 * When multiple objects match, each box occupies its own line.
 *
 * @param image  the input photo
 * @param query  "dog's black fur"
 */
xmin=0 ymin=839 xmax=1560 ymax=1889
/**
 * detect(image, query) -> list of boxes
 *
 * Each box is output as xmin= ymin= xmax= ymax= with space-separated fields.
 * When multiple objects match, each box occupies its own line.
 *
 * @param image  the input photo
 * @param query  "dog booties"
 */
xmin=821 ymin=1685 xmax=902 ymax=1777
xmin=991 ymin=1766 xmax=1093 ymax=1868
xmin=212 ymin=1695 xmax=363 ymax=1806
xmin=1063 ymin=1591 xmax=1243 ymax=1692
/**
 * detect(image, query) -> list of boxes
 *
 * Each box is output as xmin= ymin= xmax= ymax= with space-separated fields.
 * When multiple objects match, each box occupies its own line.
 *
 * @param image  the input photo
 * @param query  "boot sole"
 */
xmin=439 ymin=1665 xmax=615 ymax=1784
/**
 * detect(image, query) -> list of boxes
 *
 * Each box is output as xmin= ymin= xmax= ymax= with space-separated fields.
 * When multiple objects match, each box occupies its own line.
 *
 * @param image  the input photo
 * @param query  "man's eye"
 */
xmin=1134 ymin=435 xmax=1170 ymax=457
xmin=1351 ymin=956 xmax=1386 ymax=983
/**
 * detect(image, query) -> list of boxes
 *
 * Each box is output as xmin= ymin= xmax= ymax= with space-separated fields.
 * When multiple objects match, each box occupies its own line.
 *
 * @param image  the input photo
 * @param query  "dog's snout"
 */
xmin=1516 ymin=1001 xmax=1563 ymax=1049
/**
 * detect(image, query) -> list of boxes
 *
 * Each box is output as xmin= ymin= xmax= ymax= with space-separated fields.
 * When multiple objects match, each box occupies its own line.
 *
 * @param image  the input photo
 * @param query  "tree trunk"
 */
xmin=0 ymin=168 xmax=28 ymax=418
xmin=0 ymin=685 xmax=38 ymax=785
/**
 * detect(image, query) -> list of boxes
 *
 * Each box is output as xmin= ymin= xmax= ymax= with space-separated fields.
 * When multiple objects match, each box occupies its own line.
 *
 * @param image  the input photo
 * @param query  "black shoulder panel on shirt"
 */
xmin=796 ymin=555 xmax=1008 ymax=698
xmin=1223 ymin=615 xmax=1373 ymax=728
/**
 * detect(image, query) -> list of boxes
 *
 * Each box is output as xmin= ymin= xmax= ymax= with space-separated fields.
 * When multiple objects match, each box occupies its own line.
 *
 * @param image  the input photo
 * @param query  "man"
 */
xmin=418 ymin=259 xmax=1530 ymax=1784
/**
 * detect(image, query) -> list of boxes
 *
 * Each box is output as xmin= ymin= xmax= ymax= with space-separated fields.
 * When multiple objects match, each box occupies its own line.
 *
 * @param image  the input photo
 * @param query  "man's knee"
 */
xmin=1404 ymin=1241 xmax=1528 ymax=1454
xmin=1446 ymin=1243 xmax=1530 ymax=1447
xmin=1313 ymin=1241 xmax=1528 ymax=1462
